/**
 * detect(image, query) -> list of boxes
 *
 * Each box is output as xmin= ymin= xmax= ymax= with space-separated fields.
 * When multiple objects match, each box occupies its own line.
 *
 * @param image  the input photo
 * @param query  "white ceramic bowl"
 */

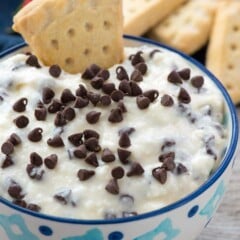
xmin=0 ymin=36 xmax=238 ymax=240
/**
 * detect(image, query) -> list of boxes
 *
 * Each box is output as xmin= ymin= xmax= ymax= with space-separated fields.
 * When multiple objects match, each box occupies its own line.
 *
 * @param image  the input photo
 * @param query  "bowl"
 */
xmin=0 ymin=35 xmax=238 ymax=240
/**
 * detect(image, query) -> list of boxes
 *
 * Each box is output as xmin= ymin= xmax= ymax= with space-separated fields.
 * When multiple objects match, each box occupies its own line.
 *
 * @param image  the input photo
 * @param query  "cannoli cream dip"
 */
xmin=0 ymin=46 xmax=228 ymax=219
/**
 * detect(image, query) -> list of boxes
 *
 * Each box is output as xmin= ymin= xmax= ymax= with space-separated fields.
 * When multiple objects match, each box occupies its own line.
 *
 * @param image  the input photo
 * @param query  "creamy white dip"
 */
xmin=0 ymin=46 xmax=228 ymax=219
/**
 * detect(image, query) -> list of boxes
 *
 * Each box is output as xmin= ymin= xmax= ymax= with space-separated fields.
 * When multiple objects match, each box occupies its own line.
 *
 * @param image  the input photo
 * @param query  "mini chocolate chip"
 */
xmin=83 ymin=129 xmax=100 ymax=140
xmin=1 ymin=141 xmax=14 ymax=155
xmin=111 ymin=90 xmax=124 ymax=102
xmin=102 ymin=83 xmax=116 ymax=95
xmin=161 ymin=94 xmax=174 ymax=107
xmin=77 ymin=169 xmax=95 ymax=181
xmin=143 ymin=90 xmax=159 ymax=102
xmin=149 ymin=49 xmax=161 ymax=58
xmin=206 ymin=148 xmax=217 ymax=160
xmin=42 ymin=87 xmax=55 ymax=104
xmin=130 ymin=69 xmax=143 ymax=82
xmin=85 ymin=137 xmax=100 ymax=152
xmin=85 ymin=153 xmax=99 ymax=167
xmin=136 ymin=95 xmax=151 ymax=109
xmin=117 ymin=148 xmax=131 ymax=164
xmin=100 ymin=95 xmax=111 ymax=106
xmin=168 ymin=70 xmax=182 ymax=84
xmin=62 ymin=107 xmax=75 ymax=121
xmin=48 ymin=99 xmax=62 ymax=113
xmin=28 ymin=128 xmax=43 ymax=142
xmin=44 ymin=154 xmax=58 ymax=169
xmin=8 ymin=182 xmax=24 ymax=199
xmin=130 ymin=81 xmax=142 ymax=96
xmin=27 ymin=203 xmax=41 ymax=212
xmin=105 ymin=178 xmax=119 ymax=195
xmin=82 ymin=64 xmax=101 ymax=79
xmin=13 ymin=98 xmax=28 ymax=112
xmin=108 ymin=108 xmax=123 ymax=123
xmin=161 ymin=140 xmax=176 ymax=151
xmin=68 ymin=133 xmax=83 ymax=146
xmin=176 ymin=163 xmax=188 ymax=175
xmin=127 ymin=162 xmax=144 ymax=177
xmin=35 ymin=107 xmax=47 ymax=121
xmin=87 ymin=92 xmax=101 ymax=106
xmin=74 ymin=144 xmax=87 ymax=159
xmin=60 ymin=89 xmax=76 ymax=104
xmin=13 ymin=199 xmax=27 ymax=208
xmin=112 ymin=166 xmax=124 ymax=179
xmin=118 ymin=127 xmax=135 ymax=136
xmin=76 ymin=84 xmax=88 ymax=97
xmin=47 ymin=135 xmax=64 ymax=147
xmin=26 ymin=164 xmax=44 ymax=180
xmin=119 ymin=132 xmax=131 ymax=148
xmin=14 ymin=115 xmax=29 ymax=128
xmin=159 ymin=152 xmax=175 ymax=162
xmin=91 ymin=76 xmax=104 ymax=89
xmin=122 ymin=211 xmax=138 ymax=218
xmin=116 ymin=66 xmax=129 ymax=81
xmin=162 ymin=157 xmax=176 ymax=171
xmin=117 ymin=101 xmax=127 ymax=113
xmin=54 ymin=189 xmax=71 ymax=205
xmin=74 ymin=96 xmax=89 ymax=108
xmin=102 ymin=148 xmax=115 ymax=163
xmin=178 ymin=68 xmax=190 ymax=80
xmin=97 ymin=69 xmax=110 ymax=81
xmin=26 ymin=55 xmax=41 ymax=68
xmin=1 ymin=155 xmax=14 ymax=168
xmin=135 ymin=62 xmax=148 ymax=75
xmin=49 ymin=64 xmax=61 ymax=78
xmin=119 ymin=80 xmax=132 ymax=95
xmin=191 ymin=76 xmax=204 ymax=89
xmin=86 ymin=111 xmax=101 ymax=124
xmin=30 ymin=152 xmax=43 ymax=166
xmin=178 ymin=88 xmax=191 ymax=104
xmin=54 ymin=112 xmax=67 ymax=127
xmin=152 ymin=167 xmax=167 ymax=184
xmin=130 ymin=51 xmax=145 ymax=66
xmin=8 ymin=133 xmax=21 ymax=146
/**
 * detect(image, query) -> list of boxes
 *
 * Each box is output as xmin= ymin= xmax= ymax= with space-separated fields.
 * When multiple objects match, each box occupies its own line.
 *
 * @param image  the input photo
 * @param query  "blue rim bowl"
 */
xmin=0 ymin=35 xmax=238 ymax=225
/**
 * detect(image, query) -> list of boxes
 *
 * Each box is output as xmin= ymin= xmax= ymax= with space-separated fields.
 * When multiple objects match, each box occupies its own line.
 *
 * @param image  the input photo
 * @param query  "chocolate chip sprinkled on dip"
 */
xmin=0 ymin=45 xmax=229 ymax=220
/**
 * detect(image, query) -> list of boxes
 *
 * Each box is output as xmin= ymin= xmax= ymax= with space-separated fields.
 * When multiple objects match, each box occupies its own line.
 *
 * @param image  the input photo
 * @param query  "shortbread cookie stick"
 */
xmin=207 ymin=1 xmax=240 ymax=104
xmin=149 ymin=0 xmax=217 ymax=54
xmin=123 ymin=0 xmax=187 ymax=36
xmin=13 ymin=0 xmax=123 ymax=74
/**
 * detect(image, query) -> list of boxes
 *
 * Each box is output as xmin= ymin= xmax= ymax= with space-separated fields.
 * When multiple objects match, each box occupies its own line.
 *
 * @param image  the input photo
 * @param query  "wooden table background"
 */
xmin=197 ymin=108 xmax=240 ymax=240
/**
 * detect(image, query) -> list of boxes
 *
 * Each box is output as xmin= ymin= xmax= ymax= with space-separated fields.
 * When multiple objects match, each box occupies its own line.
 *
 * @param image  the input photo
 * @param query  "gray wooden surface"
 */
xmin=197 ymin=108 xmax=240 ymax=240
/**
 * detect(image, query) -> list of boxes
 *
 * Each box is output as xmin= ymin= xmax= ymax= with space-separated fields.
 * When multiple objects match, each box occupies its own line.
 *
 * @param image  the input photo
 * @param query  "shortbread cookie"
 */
xmin=13 ymin=0 xmax=123 ymax=74
xmin=149 ymin=0 xmax=217 ymax=54
xmin=207 ymin=1 xmax=240 ymax=104
xmin=123 ymin=0 xmax=187 ymax=36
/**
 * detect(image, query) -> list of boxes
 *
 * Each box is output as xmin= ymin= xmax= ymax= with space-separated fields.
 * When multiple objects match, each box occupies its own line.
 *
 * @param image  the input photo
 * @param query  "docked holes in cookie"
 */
xmin=85 ymin=22 xmax=93 ymax=32
xmin=103 ymin=21 xmax=111 ymax=30
xmin=233 ymin=25 xmax=239 ymax=32
xmin=65 ymin=58 xmax=74 ymax=66
xmin=51 ymin=39 xmax=59 ymax=50
xmin=102 ymin=46 xmax=109 ymax=55
xmin=83 ymin=49 xmax=91 ymax=56
xmin=67 ymin=28 xmax=75 ymax=37
xmin=230 ymin=43 xmax=237 ymax=51
xmin=225 ymin=83 xmax=233 ymax=90
xmin=227 ymin=63 xmax=234 ymax=70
